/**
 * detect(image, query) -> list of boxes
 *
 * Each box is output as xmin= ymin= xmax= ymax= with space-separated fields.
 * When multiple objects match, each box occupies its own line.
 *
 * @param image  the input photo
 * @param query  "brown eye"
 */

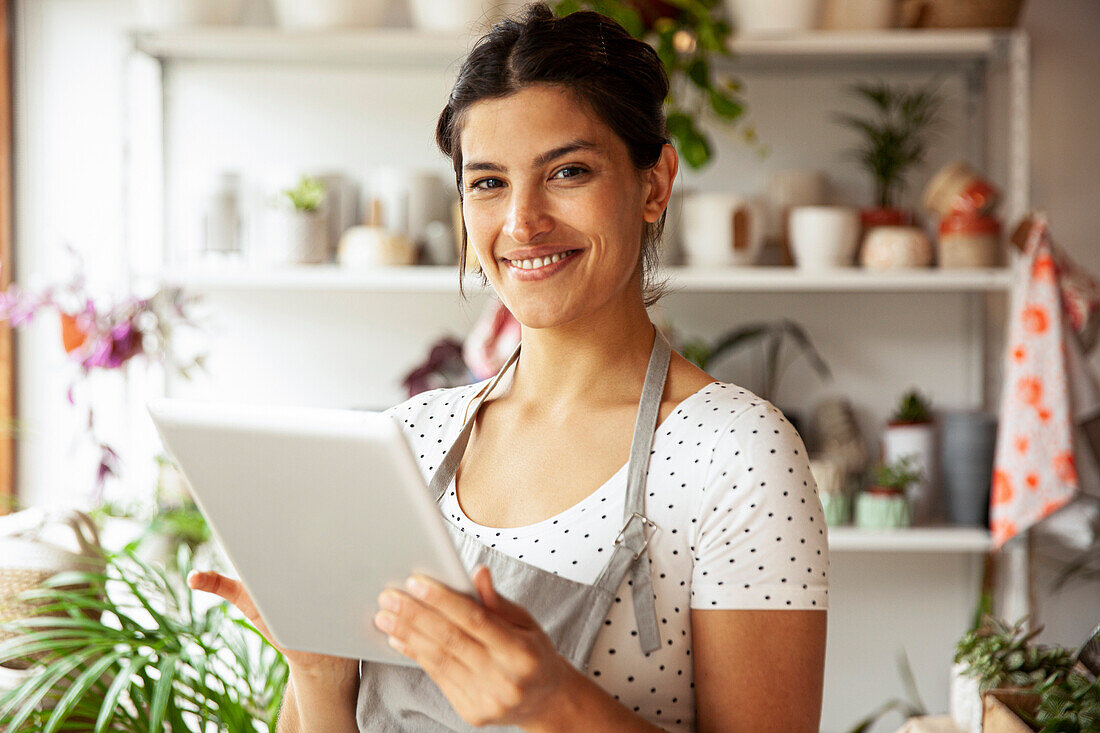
xmin=470 ymin=177 xmax=505 ymax=190
xmin=552 ymin=166 xmax=588 ymax=180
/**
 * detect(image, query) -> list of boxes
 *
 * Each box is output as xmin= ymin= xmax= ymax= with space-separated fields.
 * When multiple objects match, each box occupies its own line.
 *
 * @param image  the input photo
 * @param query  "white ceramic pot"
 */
xmin=261 ymin=209 xmax=330 ymax=266
xmin=764 ymin=169 xmax=828 ymax=240
xmin=136 ymin=0 xmax=247 ymax=27
xmin=409 ymin=0 xmax=508 ymax=33
xmin=821 ymin=0 xmax=897 ymax=29
xmin=883 ymin=420 xmax=938 ymax=525
xmin=680 ymin=193 xmax=766 ymax=267
xmin=272 ymin=0 xmax=388 ymax=29
xmin=860 ymin=226 xmax=933 ymax=269
xmin=788 ymin=205 xmax=860 ymax=269
xmin=949 ymin=661 xmax=983 ymax=733
xmin=729 ymin=0 xmax=823 ymax=34
xmin=338 ymin=226 xmax=417 ymax=267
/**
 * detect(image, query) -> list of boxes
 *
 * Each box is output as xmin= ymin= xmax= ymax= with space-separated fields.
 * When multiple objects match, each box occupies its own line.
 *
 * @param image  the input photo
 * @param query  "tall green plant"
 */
xmin=834 ymin=79 xmax=945 ymax=209
xmin=0 ymin=548 xmax=288 ymax=732
xmin=553 ymin=0 xmax=759 ymax=168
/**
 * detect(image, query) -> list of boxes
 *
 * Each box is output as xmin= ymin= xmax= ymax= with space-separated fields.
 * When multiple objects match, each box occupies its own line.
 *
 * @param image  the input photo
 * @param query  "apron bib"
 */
xmin=357 ymin=328 xmax=671 ymax=732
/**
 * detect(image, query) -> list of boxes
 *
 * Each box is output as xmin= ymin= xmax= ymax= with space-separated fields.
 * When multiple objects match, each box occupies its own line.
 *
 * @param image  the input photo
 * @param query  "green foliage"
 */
xmin=553 ymin=0 xmax=758 ymax=169
xmin=282 ymin=175 xmax=325 ymax=212
xmin=1027 ymin=672 xmax=1100 ymax=733
xmin=891 ymin=388 xmax=932 ymax=424
xmin=834 ymin=79 xmax=945 ymax=208
xmin=954 ymin=615 xmax=1076 ymax=694
xmin=869 ymin=455 xmax=923 ymax=492
xmin=683 ymin=319 xmax=831 ymax=404
xmin=0 ymin=547 xmax=288 ymax=732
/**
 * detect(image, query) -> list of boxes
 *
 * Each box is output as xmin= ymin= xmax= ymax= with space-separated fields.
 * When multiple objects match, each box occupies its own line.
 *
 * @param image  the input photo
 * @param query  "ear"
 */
xmin=642 ymin=144 xmax=679 ymax=224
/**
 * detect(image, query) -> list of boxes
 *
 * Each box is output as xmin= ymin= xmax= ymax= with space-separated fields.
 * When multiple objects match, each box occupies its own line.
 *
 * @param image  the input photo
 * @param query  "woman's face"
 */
xmin=458 ymin=84 xmax=675 ymax=329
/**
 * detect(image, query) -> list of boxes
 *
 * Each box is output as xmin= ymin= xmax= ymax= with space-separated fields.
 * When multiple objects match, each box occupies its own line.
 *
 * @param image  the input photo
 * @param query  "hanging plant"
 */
xmin=553 ymin=0 xmax=762 ymax=169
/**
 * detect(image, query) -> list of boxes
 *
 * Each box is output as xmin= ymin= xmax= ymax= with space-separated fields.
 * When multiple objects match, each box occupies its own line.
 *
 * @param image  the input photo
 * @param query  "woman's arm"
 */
xmin=692 ymin=609 xmax=827 ymax=732
xmin=275 ymin=666 xmax=359 ymax=733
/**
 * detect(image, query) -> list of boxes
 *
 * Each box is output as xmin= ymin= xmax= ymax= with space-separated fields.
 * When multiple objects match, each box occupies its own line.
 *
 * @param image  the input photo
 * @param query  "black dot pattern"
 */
xmin=385 ymin=380 xmax=830 ymax=731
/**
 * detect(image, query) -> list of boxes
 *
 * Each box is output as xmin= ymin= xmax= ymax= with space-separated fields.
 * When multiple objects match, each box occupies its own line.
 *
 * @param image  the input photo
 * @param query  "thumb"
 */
xmin=473 ymin=565 xmax=535 ymax=628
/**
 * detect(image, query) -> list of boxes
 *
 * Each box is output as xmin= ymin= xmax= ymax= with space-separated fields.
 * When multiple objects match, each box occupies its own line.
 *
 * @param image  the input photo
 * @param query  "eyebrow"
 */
xmin=462 ymin=139 xmax=600 ymax=174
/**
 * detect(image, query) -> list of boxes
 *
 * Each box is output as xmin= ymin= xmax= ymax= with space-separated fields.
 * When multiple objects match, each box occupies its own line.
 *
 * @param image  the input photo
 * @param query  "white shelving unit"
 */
xmin=156 ymin=263 xmax=1014 ymax=293
xmin=128 ymin=26 xmax=1029 ymax=556
xmin=126 ymin=26 xmax=1036 ymax=729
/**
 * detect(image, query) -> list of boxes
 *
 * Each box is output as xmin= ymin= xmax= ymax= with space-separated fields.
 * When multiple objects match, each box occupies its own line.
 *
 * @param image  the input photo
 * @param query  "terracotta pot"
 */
xmin=901 ymin=0 xmax=1024 ymax=28
xmin=938 ymin=213 xmax=1002 ymax=268
xmin=860 ymin=207 xmax=911 ymax=230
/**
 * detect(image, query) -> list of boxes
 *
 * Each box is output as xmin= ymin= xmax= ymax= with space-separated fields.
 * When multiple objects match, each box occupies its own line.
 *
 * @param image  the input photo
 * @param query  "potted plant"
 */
xmin=262 ymin=174 xmax=329 ymax=267
xmin=883 ymin=388 xmax=938 ymax=525
xmin=855 ymin=455 xmax=921 ymax=529
xmin=680 ymin=318 xmax=832 ymax=435
xmin=833 ymin=79 xmax=945 ymax=241
xmin=553 ymin=0 xmax=759 ymax=169
xmin=951 ymin=615 xmax=1078 ymax=733
xmin=0 ymin=548 xmax=287 ymax=731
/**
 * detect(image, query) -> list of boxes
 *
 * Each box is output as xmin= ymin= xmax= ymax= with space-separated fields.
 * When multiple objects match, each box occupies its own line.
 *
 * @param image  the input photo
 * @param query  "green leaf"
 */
xmin=686 ymin=58 xmax=708 ymax=88
xmin=708 ymin=89 xmax=744 ymax=120
xmin=43 ymin=649 xmax=125 ymax=733
xmin=147 ymin=654 xmax=177 ymax=732
xmin=94 ymin=652 xmax=150 ymax=733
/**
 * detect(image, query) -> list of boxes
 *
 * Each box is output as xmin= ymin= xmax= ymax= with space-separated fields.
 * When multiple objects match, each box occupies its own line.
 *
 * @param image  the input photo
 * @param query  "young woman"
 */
xmin=189 ymin=5 xmax=829 ymax=731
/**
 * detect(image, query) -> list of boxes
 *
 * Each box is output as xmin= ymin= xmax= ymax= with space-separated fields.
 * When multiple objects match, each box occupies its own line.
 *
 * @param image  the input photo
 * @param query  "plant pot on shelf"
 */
xmin=884 ymin=422 xmax=938 ymax=525
xmin=821 ymin=0 xmax=897 ymax=29
xmin=900 ymin=0 xmax=1024 ymax=28
xmin=789 ymin=206 xmax=860 ymax=270
xmin=135 ymin=0 xmax=247 ymax=27
xmin=409 ymin=0 xmax=507 ymax=32
xmin=939 ymin=409 xmax=998 ymax=526
xmin=271 ymin=0 xmax=389 ymax=29
xmin=680 ymin=193 xmax=767 ymax=267
xmin=810 ymin=457 xmax=851 ymax=525
xmin=859 ymin=226 xmax=934 ymax=270
xmin=260 ymin=208 xmax=330 ymax=266
xmin=855 ymin=488 xmax=911 ymax=528
xmin=727 ymin=0 xmax=823 ymax=35
xmin=949 ymin=660 xmax=985 ymax=733
xmin=938 ymin=213 xmax=1002 ymax=268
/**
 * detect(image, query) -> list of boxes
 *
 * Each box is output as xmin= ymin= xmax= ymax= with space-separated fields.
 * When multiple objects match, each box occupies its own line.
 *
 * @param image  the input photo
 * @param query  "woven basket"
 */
xmin=0 ymin=509 xmax=106 ymax=675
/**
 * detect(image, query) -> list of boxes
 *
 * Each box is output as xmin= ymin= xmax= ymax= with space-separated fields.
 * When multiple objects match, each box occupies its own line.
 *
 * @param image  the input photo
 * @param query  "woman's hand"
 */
xmin=373 ymin=565 xmax=579 ymax=729
xmin=187 ymin=570 xmax=357 ymax=682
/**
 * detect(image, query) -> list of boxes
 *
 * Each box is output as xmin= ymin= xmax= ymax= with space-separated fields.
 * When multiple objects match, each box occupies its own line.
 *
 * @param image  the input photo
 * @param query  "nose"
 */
xmin=503 ymin=185 xmax=554 ymax=243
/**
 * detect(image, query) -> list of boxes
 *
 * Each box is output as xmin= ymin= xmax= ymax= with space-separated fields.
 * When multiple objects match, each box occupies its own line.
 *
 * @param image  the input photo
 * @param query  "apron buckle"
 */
xmin=613 ymin=512 xmax=657 ymax=560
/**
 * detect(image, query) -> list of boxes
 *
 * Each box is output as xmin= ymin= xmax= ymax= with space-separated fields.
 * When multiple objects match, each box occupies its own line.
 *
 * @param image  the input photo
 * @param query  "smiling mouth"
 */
xmin=502 ymin=249 xmax=580 ymax=271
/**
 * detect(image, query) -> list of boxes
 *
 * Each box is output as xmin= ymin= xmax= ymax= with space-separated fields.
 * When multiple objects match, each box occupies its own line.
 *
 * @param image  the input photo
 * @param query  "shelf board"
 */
xmin=153 ymin=264 xmax=1012 ymax=293
xmin=827 ymin=525 xmax=991 ymax=553
xmin=130 ymin=27 xmax=1017 ymax=67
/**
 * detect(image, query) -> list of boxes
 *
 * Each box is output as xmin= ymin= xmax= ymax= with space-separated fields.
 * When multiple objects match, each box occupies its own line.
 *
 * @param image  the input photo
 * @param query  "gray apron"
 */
xmin=357 ymin=328 xmax=671 ymax=732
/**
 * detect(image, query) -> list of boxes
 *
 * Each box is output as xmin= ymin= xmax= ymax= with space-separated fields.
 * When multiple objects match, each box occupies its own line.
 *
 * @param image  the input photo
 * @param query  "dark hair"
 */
xmin=435 ymin=2 xmax=671 ymax=307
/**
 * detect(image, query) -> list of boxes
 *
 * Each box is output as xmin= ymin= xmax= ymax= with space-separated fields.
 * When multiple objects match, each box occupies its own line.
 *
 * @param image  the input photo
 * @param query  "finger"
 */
xmin=187 ymin=571 xmax=258 ymax=619
xmin=403 ymin=574 xmax=517 ymax=651
xmin=374 ymin=589 xmax=491 ymax=675
xmin=472 ymin=566 xmax=536 ymax=628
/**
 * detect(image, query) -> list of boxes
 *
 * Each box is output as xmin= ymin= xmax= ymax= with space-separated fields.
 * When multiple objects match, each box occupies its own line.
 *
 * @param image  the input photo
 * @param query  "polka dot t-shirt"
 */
xmin=384 ymin=379 xmax=829 ymax=732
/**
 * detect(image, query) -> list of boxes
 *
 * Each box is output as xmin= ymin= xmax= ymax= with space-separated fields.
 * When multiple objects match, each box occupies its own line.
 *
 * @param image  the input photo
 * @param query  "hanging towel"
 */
xmin=990 ymin=215 xmax=1100 ymax=551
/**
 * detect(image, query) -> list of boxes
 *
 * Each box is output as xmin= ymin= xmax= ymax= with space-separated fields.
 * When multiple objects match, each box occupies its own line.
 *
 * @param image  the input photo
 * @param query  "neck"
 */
xmin=507 ymin=286 xmax=656 ymax=408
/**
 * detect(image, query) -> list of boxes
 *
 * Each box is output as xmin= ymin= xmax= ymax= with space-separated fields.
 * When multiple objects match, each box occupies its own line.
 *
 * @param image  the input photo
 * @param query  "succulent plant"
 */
xmin=891 ymin=388 xmax=932 ymax=424
xmin=282 ymin=174 xmax=326 ymax=212
xmin=954 ymin=615 xmax=1076 ymax=694
xmin=869 ymin=455 xmax=923 ymax=493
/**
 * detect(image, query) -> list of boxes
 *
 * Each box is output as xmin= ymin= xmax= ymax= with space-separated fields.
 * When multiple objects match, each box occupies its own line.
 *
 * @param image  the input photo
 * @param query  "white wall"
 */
xmin=11 ymin=1 xmax=1099 ymax=730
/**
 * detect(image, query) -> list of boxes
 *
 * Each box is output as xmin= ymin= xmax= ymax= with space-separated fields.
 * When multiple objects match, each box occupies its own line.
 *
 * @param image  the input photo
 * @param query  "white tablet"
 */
xmin=146 ymin=397 xmax=473 ymax=666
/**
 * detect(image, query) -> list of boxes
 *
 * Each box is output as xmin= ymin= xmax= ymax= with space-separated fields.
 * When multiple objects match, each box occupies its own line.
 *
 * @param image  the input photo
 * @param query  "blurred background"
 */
xmin=0 ymin=1 xmax=1097 ymax=731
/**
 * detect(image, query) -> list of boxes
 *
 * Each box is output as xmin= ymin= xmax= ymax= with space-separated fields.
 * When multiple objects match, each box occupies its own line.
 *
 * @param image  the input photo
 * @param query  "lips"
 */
xmin=503 ymin=249 xmax=579 ymax=270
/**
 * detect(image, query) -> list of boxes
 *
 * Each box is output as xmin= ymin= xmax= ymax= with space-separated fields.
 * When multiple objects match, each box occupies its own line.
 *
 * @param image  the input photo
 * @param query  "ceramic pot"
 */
xmin=821 ymin=0 xmax=897 ymax=29
xmin=680 ymin=193 xmax=766 ymax=267
xmin=262 ymin=209 xmax=330 ymax=266
xmin=821 ymin=493 xmax=852 ymax=525
xmin=136 ymin=0 xmax=247 ymax=27
xmin=409 ymin=0 xmax=507 ymax=32
xmin=940 ymin=409 xmax=997 ymax=526
xmin=922 ymin=161 xmax=1000 ymax=217
xmin=949 ymin=661 xmax=984 ymax=733
xmin=859 ymin=226 xmax=933 ymax=269
xmin=728 ymin=0 xmax=823 ymax=34
xmin=338 ymin=226 xmax=417 ymax=267
xmin=272 ymin=0 xmax=388 ymax=29
xmin=789 ymin=206 xmax=860 ymax=269
xmin=855 ymin=491 xmax=911 ymax=528
xmin=883 ymin=420 xmax=938 ymax=525
xmin=901 ymin=0 xmax=1023 ymax=28
xmin=938 ymin=214 xmax=1001 ymax=268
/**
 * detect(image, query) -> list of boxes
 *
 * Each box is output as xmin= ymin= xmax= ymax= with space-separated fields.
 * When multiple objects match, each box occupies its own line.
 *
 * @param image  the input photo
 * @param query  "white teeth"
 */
xmin=509 ymin=251 xmax=574 ymax=270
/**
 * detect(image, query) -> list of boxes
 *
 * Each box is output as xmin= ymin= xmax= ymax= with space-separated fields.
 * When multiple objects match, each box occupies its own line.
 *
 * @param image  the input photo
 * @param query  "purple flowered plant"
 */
xmin=0 ymin=245 xmax=206 ymax=502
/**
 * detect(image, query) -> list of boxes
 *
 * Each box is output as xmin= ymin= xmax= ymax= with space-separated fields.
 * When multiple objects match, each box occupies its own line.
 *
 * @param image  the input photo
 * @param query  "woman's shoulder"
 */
xmin=383 ymin=380 xmax=488 ymax=435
